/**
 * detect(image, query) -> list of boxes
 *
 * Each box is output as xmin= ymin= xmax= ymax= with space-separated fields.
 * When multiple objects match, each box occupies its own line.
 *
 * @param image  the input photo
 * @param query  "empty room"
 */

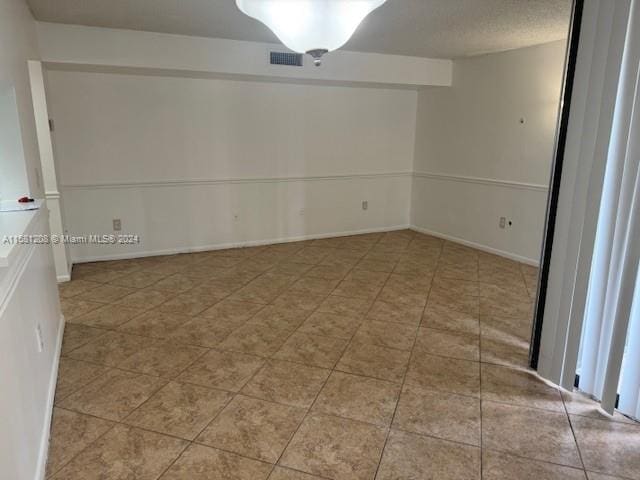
xmin=1 ymin=0 xmax=639 ymax=479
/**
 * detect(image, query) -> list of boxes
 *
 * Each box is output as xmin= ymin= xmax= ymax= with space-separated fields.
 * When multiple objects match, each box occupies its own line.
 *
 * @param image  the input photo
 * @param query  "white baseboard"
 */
xmin=34 ymin=314 xmax=65 ymax=480
xmin=410 ymin=225 xmax=540 ymax=266
xmin=56 ymin=274 xmax=71 ymax=283
xmin=72 ymin=225 xmax=411 ymax=263
xmin=70 ymin=223 xmax=539 ymax=266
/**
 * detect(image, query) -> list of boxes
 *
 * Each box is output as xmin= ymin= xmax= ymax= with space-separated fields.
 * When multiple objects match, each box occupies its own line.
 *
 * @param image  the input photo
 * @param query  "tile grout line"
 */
xmin=561 ymin=386 xmax=590 ymax=477
xmin=267 ymin=234 xmax=389 ymax=478
xmin=64 ymin=252 xmax=523 ymax=369
xmin=372 ymin=235 xmax=442 ymax=479
xmin=62 ymin=235 xmax=424 ymax=470
xmin=476 ymin=253 xmax=485 ymax=480
xmin=482 ymin=445 xmax=596 ymax=473
xmin=151 ymin=385 xmax=239 ymax=480
xmin=62 ymin=319 xmax=536 ymax=375
xmin=44 ymin=410 xmax=119 ymax=478
xmin=54 ymin=259 xmax=277 ymax=478
xmin=58 ymin=244 xmax=312 ymax=479
xmin=149 ymin=237 xmax=379 ymax=478
xmin=55 ymin=232 xmax=555 ymax=479
xmin=154 ymin=274 xmax=313 ymax=475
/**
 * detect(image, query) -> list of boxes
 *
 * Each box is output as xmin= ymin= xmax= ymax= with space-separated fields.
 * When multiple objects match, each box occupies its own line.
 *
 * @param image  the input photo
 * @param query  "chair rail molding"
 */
xmin=60 ymin=171 xmax=414 ymax=190
xmin=412 ymin=171 xmax=549 ymax=192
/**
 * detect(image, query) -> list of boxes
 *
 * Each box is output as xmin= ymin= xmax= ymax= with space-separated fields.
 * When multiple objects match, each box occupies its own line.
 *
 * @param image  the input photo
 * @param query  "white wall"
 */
xmin=36 ymin=22 xmax=452 ymax=88
xmin=0 ymin=0 xmax=42 ymax=198
xmin=411 ymin=40 xmax=567 ymax=263
xmin=46 ymin=69 xmax=416 ymax=261
xmin=40 ymin=23 xmax=566 ymax=265
xmin=0 ymin=209 xmax=63 ymax=480
xmin=0 ymin=3 xmax=63 ymax=479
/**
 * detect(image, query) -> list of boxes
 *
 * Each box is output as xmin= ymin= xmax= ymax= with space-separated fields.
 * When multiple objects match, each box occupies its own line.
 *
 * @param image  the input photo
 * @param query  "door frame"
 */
xmin=529 ymin=0 xmax=585 ymax=369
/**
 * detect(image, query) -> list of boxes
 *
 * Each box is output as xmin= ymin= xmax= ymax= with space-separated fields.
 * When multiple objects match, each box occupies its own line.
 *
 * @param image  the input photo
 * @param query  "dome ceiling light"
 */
xmin=236 ymin=0 xmax=387 ymax=66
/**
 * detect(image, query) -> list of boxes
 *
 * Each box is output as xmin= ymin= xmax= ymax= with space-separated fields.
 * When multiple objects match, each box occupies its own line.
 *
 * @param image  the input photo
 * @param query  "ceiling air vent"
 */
xmin=270 ymin=51 xmax=303 ymax=66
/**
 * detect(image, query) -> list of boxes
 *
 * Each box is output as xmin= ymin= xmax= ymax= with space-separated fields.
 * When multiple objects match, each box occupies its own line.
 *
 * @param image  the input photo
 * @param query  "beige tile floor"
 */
xmin=48 ymin=230 xmax=640 ymax=479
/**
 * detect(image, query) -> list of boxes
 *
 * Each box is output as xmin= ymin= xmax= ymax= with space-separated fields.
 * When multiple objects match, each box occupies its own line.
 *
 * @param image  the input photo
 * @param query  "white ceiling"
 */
xmin=27 ymin=0 xmax=572 ymax=59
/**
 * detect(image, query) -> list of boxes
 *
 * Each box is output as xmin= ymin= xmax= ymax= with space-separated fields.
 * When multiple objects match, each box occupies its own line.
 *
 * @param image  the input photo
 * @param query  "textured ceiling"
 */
xmin=27 ymin=0 xmax=573 ymax=58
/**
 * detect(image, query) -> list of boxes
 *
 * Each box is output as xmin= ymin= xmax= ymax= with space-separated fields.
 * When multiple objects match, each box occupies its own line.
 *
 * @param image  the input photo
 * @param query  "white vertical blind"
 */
xmin=557 ymin=0 xmax=632 ymax=392
xmin=538 ymin=0 xmax=640 ymax=420
xmin=536 ymin=0 xmax=631 ymax=387
xmin=618 ymin=271 xmax=640 ymax=419
xmin=576 ymin=0 xmax=640 ymax=416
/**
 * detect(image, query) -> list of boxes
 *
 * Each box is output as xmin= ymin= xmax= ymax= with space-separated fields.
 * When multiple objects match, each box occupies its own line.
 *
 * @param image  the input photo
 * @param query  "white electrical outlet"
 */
xmin=35 ymin=324 xmax=44 ymax=352
xmin=362 ymin=201 xmax=368 ymax=211
xmin=113 ymin=219 xmax=122 ymax=231
xmin=299 ymin=208 xmax=305 ymax=216
xmin=499 ymin=217 xmax=506 ymax=229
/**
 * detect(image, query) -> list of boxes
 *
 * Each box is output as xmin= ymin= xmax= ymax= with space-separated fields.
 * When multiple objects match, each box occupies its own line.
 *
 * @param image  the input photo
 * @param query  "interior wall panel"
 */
xmin=46 ymin=69 xmax=416 ymax=261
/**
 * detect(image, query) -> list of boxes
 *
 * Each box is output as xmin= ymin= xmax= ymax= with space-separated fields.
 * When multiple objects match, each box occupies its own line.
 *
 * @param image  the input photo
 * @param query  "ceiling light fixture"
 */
xmin=236 ymin=0 xmax=387 ymax=66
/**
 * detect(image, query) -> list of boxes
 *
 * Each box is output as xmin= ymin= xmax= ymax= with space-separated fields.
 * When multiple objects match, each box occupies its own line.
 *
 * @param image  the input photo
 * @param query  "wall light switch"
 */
xmin=113 ymin=219 xmax=122 ymax=231
xmin=362 ymin=201 xmax=368 ymax=211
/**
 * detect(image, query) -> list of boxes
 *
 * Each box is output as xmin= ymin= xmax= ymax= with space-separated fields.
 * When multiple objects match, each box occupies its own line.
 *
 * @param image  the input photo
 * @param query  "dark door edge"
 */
xmin=529 ymin=0 xmax=585 ymax=370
